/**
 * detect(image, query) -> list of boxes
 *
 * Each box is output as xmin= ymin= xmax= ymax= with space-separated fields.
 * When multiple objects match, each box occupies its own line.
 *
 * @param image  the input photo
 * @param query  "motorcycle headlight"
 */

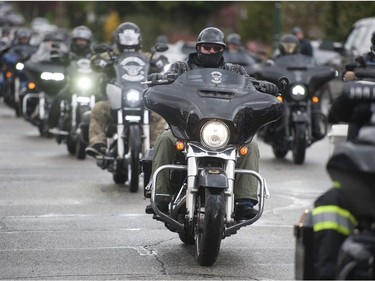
xmin=76 ymin=76 xmax=92 ymax=91
xmin=291 ymin=85 xmax=307 ymax=101
xmin=125 ymin=89 xmax=141 ymax=107
xmin=15 ymin=62 xmax=24 ymax=71
xmin=200 ymin=120 xmax=230 ymax=149
xmin=41 ymin=72 xmax=65 ymax=81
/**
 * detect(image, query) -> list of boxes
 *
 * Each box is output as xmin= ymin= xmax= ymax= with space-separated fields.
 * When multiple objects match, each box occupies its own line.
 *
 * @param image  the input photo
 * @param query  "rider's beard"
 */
xmin=197 ymin=51 xmax=223 ymax=67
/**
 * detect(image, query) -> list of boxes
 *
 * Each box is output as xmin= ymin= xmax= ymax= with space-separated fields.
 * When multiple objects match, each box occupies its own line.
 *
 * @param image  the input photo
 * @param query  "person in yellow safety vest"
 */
xmin=311 ymin=186 xmax=358 ymax=279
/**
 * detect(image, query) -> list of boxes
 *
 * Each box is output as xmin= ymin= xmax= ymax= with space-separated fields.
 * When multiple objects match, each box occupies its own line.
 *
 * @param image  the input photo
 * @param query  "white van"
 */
xmin=341 ymin=17 xmax=375 ymax=64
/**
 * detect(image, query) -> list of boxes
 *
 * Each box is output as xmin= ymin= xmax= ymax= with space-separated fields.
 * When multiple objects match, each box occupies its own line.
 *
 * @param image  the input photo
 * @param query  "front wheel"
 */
xmin=196 ymin=188 xmax=225 ymax=266
xmin=66 ymin=134 xmax=77 ymax=155
xmin=272 ymin=147 xmax=288 ymax=159
xmin=129 ymin=125 xmax=141 ymax=192
xmin=75 ymin=134 xmax=87 ymax=160
xmin=292 ymin=123 xmax=306 ymax=164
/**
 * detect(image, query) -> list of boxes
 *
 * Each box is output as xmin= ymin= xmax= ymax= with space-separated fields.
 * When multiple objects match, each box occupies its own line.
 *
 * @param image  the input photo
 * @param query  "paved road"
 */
xmin=0 ymin=102 xmax=332 ymax=280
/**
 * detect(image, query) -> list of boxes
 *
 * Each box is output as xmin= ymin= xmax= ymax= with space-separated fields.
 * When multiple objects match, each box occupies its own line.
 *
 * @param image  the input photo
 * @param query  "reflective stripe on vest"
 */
xmin=312 ymin=205 xmax=357 ymax=236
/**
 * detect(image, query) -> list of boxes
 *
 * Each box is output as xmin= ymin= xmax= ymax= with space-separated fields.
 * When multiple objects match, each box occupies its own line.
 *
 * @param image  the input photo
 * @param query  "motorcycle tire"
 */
xmin=196 ymin=188 xmax=225 ymax=266
xmin=75 ymin=137 xmax=86 ymax=160
xmin=272 ymin=147 xmax=288 ymax=158
xmin=129 ymin=125 xmax=141 ymax=193
xmin=38 ymin=119 xmax=52 ymax=138
xmin=292 ymin=123 xmax=306 ymax=165
xmin=14 ymin=77 xmax=21 ymax=117
xmin=113 ymin=172 xmax=127 ymax=184
xmin=66 ymin=135 xmax=76 ymax=155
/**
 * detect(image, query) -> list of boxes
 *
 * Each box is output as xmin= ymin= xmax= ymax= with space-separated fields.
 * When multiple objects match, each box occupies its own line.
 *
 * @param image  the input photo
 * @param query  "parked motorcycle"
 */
xmin=255 ymin=54 xmax=336 ymax=164
xmin=52 ymin=58 xmax=105 ymax=159
xmin=0 ymin=45 xmax=36 ymax=116
xmin=80 ymin=43 xmax=168 ymax=191
xmin=294 ymin=75 xmax=375 ymax=279
xmin=141 ymin=68 xmax=284 ymax=266
xmin=21 ymin=42 xmax=67 ymax=136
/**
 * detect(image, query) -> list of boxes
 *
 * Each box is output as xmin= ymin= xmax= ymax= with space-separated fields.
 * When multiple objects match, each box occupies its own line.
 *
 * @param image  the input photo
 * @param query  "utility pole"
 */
xmin=274 ymin=1 xmax=282 ymax=51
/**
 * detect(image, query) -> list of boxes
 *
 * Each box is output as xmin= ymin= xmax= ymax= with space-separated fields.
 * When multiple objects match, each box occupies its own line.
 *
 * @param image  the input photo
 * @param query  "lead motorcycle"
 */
xmin=255 ymin=55 xmax=336 ymax=164
xmin=80 ymin=43 xmax=168 ymax=191
xmin=141 ymin=68 xmax=284 ymax=266
xmin=294 ymin=70 xmax=375 ymax=279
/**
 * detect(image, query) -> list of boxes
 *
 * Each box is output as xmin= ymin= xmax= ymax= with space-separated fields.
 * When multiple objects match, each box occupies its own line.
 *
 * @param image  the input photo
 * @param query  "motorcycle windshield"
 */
xmin=144 ymin=68 xmax=284 ymax=143
xmin=257 ymin=54 xmax=336 ymax=94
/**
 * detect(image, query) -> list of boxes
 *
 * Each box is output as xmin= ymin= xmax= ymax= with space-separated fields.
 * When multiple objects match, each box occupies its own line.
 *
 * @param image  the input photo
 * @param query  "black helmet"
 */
xmin=70 ymin=25 xmax=92 ymax=56
xmin=226 ymin=33 xmax=241 ymax=46
xmin=15 ymin=28 xmax=32 ymax=44
xmin=115 ymin=22 xmax=142 ymax=52
xmin=196 ymin=27 xmax=226 ymax=49
xmin=196 ymin=27 xmax=226 ymax=68
xmin=278 ymin=34 xmax=300 ymax=55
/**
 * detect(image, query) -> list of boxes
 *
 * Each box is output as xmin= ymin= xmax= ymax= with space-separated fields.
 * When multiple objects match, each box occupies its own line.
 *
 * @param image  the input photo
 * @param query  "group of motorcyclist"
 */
xmin=1 ymin=16 xmax=373 ymax=278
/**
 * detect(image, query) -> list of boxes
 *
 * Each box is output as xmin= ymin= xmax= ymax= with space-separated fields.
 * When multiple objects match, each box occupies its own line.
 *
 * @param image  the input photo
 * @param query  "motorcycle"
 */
xmin=141 ymin=68 xmax=284 ymax=266
xmin=255 ymin=54 xmax=336 ymax=164
xmin=294 ymin=72 xmax=375 ymax=279
xmin=223 ymin=49 xmax=261 ymax=76
xmin=0 ymin=45 xmax=36 ymax=116
xmin=80 ymin=43 xmax=169 ymax=191
xmin=52 ymin=57 xmax=105 ymax=159
xmin=21 ymin=43 xmax=67 ymax=136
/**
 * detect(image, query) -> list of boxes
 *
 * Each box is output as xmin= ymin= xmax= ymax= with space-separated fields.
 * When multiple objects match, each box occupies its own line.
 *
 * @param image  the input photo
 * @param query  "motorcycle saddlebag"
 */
xmin=294 ymin=209 xmax=315 ymax=280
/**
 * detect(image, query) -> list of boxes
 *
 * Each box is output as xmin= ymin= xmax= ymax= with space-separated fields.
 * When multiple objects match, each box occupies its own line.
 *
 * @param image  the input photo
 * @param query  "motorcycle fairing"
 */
xmin=144 ymin=68 xmax=283 ymax=144
xmin=257 ymin=54 xmax=336 ymax=99
xmin=23 ymin=60 xmax=66 ymax=95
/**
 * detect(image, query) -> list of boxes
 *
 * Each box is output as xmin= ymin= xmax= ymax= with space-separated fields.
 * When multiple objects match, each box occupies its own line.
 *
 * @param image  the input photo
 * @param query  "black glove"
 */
xmin=258 ymin=81 xmax=279 ymax=96
xmin=147 ymin=73 xmax=163 ymax=85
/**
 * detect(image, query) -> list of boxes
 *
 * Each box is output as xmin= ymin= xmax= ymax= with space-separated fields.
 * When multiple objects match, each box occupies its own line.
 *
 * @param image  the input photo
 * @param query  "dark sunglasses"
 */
xmin=200 ymin=44 xmax=224 ymax=52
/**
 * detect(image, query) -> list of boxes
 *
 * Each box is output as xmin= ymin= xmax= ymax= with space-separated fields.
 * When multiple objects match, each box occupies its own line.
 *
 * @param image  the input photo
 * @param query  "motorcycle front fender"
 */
xmin=198 ymin=168 xmax=228 ymax=189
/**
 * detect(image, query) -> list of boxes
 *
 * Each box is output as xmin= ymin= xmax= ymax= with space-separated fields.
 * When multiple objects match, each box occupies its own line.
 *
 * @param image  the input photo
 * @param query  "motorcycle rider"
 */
xmin=342 ymin=30 xmax=375 ymax=82
xmin=291 ymin=26 xmax=313 ymax=57
xmin=223 ymin=33 xmax=261 ymax=75
xmin=85 ymin=22 xmax=167 ymax=157
xmin=145 ymin=27 xmax=279 ymax=219
xmin=274 ymin=34 xmax=325 ymax=141
xmin=48 ymin=25 xmax=93 ymax=131
xmin=3 ymin=27 xmax=36 ymax=56
xmin=330 ymin=31 xmax=375 ymax=140
xmin=309 ymin=101 xmax=374 ymax=280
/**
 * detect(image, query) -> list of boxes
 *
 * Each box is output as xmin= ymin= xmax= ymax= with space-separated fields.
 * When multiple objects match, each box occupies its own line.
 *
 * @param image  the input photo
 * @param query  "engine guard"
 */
xmin=149 ymin=164 xmax=270 ymax=236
